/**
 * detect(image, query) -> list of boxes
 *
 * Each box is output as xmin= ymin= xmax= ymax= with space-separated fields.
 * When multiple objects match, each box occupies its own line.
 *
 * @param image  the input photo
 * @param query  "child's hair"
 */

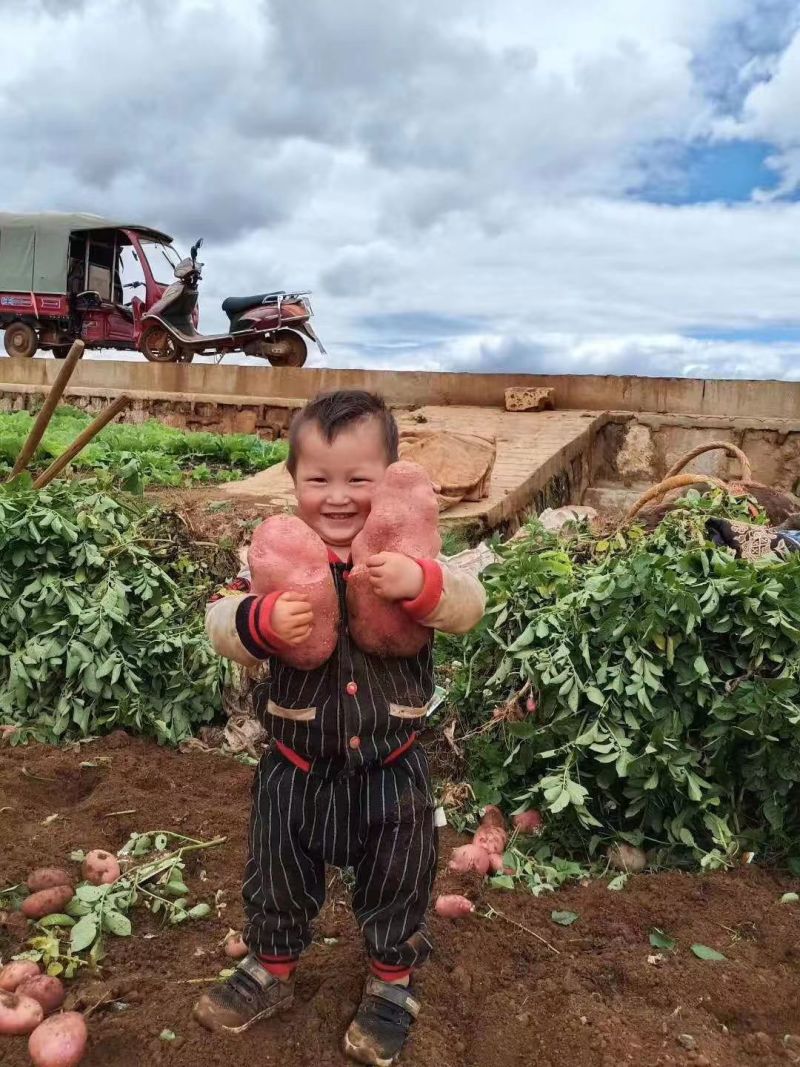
xmin=286 ymin=390 xmax=399 ymax=476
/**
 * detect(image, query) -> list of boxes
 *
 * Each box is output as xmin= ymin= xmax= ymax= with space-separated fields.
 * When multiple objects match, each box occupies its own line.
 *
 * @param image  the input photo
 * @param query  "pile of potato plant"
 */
xmin=0 ymin=476 xmax=232 ymax=743
xmin=443 ymin=491 xmax=800 ymax=869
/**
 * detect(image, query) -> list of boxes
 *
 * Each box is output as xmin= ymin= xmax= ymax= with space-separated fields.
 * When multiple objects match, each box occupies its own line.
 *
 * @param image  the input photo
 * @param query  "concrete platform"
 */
xmin=217 ymin=406 xmax=607 ymax=529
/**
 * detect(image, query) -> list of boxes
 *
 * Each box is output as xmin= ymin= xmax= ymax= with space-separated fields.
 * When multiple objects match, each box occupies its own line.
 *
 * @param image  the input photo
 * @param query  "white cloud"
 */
xmin=2 ymin=0 xmax=800 ymax=378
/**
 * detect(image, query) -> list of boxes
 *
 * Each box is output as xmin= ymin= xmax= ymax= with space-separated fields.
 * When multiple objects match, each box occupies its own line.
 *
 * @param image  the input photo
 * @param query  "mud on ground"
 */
xmin=2 ymin=737 xmax=800 ymax=1067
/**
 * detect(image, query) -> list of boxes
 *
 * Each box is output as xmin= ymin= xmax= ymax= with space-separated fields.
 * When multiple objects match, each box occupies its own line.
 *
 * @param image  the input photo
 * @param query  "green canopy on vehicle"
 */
xmin=0 ymin=213 xmax=172 ymax=294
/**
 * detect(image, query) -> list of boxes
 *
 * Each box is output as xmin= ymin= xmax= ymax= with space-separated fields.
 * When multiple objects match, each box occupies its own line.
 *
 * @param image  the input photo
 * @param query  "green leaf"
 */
xmin=607 ymin=874 xmax=627 ymax=891
xmin=585 ymin=686 xmax=605 ymax=706
xmin=649 ymin=928 xmax=676 ymax=951
xmin=70 ymin=914 xmax=99 ymax=953
xmin=37 ymin=914 xmax=75 ymax=929
xmin=75 ymin=884 xmax=107 ymax=903
xmin=489 ymin=875 xmax=515 ymax=891
xmin=691 ymin=944 xmax=726 ymax=961
xmin=187 ymin=903 xmax=212 ymax=920
xmin=551 ymin=910 xmax=578 ymax=926
xmin=103 ymin=910 xmax=132 ymax=936
xmin=780 ymin=892 xmax=799 ymax=905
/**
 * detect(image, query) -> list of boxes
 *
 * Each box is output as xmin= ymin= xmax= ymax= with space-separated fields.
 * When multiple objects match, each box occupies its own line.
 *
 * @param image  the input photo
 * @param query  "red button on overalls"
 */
xmin=346 ymin=681 xmax=358 ymax=696
xmin=349 ymin=736 xmax=361 ymax=750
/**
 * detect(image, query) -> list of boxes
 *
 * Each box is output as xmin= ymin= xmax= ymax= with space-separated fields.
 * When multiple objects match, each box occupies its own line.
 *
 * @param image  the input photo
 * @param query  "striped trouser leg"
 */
xmin=351 ymin=747 xmax=438 ymax=970
xmin=243 ymin=752 xmax=325 ymax=958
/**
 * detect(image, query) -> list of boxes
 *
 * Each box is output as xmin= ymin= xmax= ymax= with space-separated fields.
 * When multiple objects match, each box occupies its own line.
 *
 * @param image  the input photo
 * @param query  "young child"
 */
xmin=194 ymin=390 xmax=485 ymax=1066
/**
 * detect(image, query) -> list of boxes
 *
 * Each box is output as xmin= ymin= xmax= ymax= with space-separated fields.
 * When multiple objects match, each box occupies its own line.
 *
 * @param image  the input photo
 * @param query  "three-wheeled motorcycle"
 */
xmin=0 ymin=212 xmax=323 ymax=365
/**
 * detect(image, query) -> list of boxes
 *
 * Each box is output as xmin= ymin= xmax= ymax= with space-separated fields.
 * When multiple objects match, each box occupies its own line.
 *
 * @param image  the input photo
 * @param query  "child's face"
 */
xmin=292 ymin=417 xmax=390 ymax=550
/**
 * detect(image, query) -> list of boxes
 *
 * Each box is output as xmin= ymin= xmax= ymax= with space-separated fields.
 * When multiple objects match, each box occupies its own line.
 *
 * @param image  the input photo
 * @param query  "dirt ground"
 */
xmin=2 ymin=737 xmax=800 ymax=1067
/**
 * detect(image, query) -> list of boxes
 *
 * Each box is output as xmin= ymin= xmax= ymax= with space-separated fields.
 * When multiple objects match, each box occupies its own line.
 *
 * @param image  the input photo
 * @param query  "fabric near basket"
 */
xmin=398 ymin=429 xmax=497 ymax=510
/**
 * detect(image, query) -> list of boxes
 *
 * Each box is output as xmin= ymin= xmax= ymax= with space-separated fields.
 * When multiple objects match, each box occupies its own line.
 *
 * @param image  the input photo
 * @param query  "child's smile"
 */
xmin=292 ymin=419 xmax=390 ymax=552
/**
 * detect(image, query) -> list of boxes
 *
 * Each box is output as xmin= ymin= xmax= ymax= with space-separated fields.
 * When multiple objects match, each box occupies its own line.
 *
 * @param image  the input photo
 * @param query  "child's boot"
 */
xmin=342 ymin=978 xmax=420 ymax=1066
xmin=193 ymin=955 xmax=295 ymax=1033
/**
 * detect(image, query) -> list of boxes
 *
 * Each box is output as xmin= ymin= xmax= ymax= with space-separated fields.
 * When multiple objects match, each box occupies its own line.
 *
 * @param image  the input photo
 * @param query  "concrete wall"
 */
xmin=2 ymin=356 xmax=800 ymax=419
xmin=595 ymin=414 xmax=800 ymax=493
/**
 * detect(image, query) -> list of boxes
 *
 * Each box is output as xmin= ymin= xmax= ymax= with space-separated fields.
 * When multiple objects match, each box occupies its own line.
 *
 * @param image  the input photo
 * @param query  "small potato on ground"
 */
xmin=81 ymin=850 xmax=120 ymax=886
xmin=18 ymin=976 xmax=65 ymax=1015
xmin=435 ymin=895 xmax=475 ymax=919
xmin=607 ymin=843 xmax=647 ymax=873
xmin=0 ymin=960 xmax=40 ymax=992
xmin=29 ymin=1011 xmax=88 ymax=1067
xmin=27 ymin=869 xmax=74 ymax=894
xmin=473 ymin=826 xmax=507 ymax=855
xmin=22 ymin=886 xmax=75 ymax=920
xmin=0 ymin=989 xmax=44 ymax=1035
xmin=224 ymin=934 xmax=248 ymax=959
xmin=448 ymin=844 xmax=492 ymax=875
xmin=513 ymin=810 xmax=543 ymax=835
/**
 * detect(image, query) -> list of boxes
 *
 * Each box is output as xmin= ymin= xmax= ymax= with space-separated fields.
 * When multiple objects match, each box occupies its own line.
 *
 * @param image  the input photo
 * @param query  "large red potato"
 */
xmin=22 ymin=887 xmax=75 ymax=920
xmin=0 ymin=990 xmax=44 ymax=1035
xmin=81 ymin=850 xmax=120 ymax=886
xmin=348 ymin=462 xmax=441 ymax=657
xmin=0 ymin=961 xmax=40 ymax=992
xmin=248 ymin=515 xmax=339 ymax=670
xmin=28 ymin=1012 xmax=88 ymax=1067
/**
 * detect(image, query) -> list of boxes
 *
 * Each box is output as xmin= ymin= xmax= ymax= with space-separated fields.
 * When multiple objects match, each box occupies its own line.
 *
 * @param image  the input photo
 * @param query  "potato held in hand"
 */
xmin=348 ymin=462 xmax=441 ymax=657
xmin=249 ymin=515 xmax=339 ymax=670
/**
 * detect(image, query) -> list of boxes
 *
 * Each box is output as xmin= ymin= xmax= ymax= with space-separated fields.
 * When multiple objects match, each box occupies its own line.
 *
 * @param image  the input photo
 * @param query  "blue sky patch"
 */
xmin=687 ymin=324 xmax=800 ymax=344
xmin=637 ymin=139 xmax=781 ymax=205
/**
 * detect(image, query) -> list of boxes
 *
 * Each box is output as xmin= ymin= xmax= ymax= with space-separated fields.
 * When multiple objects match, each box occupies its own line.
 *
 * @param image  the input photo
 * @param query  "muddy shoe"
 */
xmin=343 ymin=978 xmax=420 ymax=1066
xmin=193 ymin=955 xmax=295 ymax=1034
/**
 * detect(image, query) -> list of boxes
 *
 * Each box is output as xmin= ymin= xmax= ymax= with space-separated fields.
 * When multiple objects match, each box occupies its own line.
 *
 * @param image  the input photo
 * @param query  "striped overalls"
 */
xmin=242 ymin=558 xmax=438 ymax=969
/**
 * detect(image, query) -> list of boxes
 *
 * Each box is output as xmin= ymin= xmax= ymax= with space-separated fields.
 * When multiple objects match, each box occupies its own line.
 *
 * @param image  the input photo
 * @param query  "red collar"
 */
xmin=327 ymin=548 xmax=352 ymax=565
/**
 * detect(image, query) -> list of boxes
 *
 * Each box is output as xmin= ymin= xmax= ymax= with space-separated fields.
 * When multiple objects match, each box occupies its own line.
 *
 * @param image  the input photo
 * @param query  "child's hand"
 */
xmin=366 ymin=552 xmax=424 ymax=602
xmin=271 ymin=592 xmax=314 ymax=646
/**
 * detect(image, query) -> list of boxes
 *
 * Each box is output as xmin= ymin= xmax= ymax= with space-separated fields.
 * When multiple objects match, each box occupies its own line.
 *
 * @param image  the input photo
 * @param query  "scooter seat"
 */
xmin=222 ymin=291 xmax=285 ymax=316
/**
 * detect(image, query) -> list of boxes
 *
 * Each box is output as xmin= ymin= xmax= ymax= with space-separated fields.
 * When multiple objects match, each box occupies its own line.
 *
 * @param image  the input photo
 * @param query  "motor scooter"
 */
xmin=139 ymin=239 xmax=324 ymax=365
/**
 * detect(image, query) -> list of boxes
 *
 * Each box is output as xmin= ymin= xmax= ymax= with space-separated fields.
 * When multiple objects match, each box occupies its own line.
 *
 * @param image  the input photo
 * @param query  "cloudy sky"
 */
xmin=2 ymin=0 xmax=800 ymax=379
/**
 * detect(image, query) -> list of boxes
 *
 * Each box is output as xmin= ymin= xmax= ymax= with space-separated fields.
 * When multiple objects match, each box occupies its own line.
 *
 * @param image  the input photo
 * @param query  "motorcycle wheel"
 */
xmin=140 ymin=325 xmax=191 ymax=363
xmin=262 ymin=329 xmax=307 ymax=368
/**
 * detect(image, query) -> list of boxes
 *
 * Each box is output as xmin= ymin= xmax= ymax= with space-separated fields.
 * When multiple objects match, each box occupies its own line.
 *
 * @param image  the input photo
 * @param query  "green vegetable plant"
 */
xmin=0 ymin=405 xmax=287 ymax=490
xmin=13 ymin=831 xmax=224 ymax=976
xmin=443 ymin=490 xmax=800 ymax=867
xmin=0 ymin=477 xmax=231 ymax=742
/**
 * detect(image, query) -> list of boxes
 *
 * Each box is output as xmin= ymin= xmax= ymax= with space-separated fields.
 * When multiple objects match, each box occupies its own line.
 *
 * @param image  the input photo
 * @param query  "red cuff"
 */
xmin=247 ymin=591 xmax=289 ymax=653
xmin=402 ymin=559 xmax=443 ymax=622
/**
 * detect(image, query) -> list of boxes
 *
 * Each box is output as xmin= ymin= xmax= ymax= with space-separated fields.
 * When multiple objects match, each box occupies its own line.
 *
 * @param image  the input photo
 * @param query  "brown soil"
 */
xmin=2 ymin=738 xmax=800 ymax=1067
xmin=145 ymin=487 xmax=274 ymax=554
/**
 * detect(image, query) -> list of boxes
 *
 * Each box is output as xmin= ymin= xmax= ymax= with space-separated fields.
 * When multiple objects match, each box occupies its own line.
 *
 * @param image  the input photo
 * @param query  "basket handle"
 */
xmin=664 ymin=441 xmax=752 ymax=483
xmin=623 ymin=474 xmax=728 ymax=524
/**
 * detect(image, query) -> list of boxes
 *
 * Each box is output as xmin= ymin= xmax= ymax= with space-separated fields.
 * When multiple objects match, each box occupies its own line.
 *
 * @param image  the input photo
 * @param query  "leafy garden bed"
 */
xmin=442 ymin=492 xmax=800 ymax=871
xmin=0 ymin=406 xmax=287 ymax=490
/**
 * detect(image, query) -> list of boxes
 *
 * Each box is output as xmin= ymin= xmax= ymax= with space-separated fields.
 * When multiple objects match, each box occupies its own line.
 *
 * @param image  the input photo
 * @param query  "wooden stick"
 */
xmin=8 ymin=339 xmax=84 ymax=478
xmin=33 ymin=394 xmax=131 ymax=489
